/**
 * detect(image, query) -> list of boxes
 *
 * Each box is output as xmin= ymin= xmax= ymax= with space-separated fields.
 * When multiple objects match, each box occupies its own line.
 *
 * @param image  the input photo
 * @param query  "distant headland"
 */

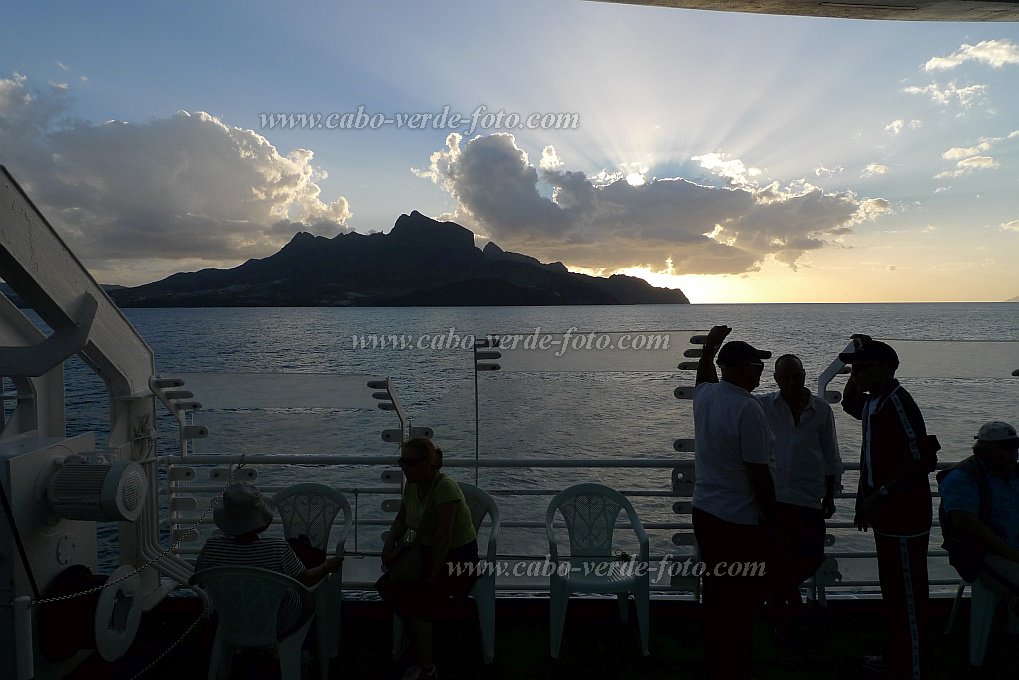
xmin=107 ymin=212 xmax=690 ymax=307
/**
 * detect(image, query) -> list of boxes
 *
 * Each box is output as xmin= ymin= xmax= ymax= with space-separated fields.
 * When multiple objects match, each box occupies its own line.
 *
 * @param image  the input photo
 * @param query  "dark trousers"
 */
xmin=875 ymin=532 xmax=930 ymax=679
xmin=693 ymin=507 xmax=768 ymax=679
xmin=771 ymin=502 xmax=825 ymax=602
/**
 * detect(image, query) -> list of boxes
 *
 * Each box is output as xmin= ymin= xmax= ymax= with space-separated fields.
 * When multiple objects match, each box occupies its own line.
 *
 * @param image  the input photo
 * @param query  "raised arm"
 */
xmin=696 ymin=325 xmax=731 ymax=386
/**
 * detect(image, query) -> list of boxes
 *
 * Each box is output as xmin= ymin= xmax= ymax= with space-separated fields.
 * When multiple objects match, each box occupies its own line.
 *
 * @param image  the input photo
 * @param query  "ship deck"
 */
xmin=70 ymin=593 xmax=1018 ymax=680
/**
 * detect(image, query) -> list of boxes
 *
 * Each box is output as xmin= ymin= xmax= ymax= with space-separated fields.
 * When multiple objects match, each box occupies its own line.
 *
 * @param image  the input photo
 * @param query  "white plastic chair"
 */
xmin=461 ymin=482 xmax=500 ymax=663
xmin=946 ymin=577 xmax=1019 ymax=666
xmin=391 ymin=482 xmax=501 ymax=664
xmin=189 ymin=566 xmax=315 ymax=680
xmin=274 ymin=483 xmax=352 ymax=677
xmin=545 ymin=482 xmax=650 ymax=658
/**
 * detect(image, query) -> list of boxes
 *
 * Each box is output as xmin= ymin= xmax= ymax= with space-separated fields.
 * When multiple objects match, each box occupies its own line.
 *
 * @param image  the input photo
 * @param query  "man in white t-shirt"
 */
xmin=757 ymin=354 xmax=843 ymax=614
xmin=692 ymin=324 xmax=775 ymax=679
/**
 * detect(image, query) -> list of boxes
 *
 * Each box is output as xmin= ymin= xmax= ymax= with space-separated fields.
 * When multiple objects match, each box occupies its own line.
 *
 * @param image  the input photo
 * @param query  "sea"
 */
xmin=58 ymin=302 xmax=1019 ymax=585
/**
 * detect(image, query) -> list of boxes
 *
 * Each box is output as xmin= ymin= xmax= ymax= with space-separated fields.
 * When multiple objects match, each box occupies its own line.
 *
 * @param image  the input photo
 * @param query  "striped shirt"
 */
xmin=195 ymin=535 xmax=305 ymax=632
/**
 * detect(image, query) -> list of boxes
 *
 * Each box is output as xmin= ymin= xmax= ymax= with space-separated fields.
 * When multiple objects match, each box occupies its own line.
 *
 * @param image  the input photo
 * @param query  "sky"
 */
xmin=2 ymin=1 xmax=1018 ymax=303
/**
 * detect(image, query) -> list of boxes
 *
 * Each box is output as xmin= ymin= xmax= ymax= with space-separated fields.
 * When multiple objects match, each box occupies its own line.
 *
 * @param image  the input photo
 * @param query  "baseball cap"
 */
xmin=838 ymin=340 xmax=900 ymax=371
xmin=717 ymin=340 xmax=771 ymax=367
xmin=976 ymin=421 xmax=1019 ymax=445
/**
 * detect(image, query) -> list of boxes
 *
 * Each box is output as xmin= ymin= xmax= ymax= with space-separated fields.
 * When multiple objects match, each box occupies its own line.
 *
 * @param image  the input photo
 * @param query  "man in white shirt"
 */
xmin=693 ymin=325 xmax=775 ymax=679
xmin=757 ymin=354 xmax=843 ymax=613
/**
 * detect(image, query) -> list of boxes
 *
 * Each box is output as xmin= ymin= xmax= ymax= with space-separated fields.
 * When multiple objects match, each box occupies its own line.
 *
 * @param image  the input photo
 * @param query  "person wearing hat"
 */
xmin=195 ymin=482 xmax=343 ymax=634
xmin=938 ymin=421 xmax=1019 ymax=602
xmin=693 ymin=324 xmax=776 ymax=679
xmin=839 ymin=334 xmax=939 ymax=678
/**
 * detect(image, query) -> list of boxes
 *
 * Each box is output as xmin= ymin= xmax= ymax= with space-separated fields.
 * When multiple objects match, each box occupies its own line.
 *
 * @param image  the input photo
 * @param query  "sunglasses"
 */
xmin=397 ymin=456 xmax=426 ymax=468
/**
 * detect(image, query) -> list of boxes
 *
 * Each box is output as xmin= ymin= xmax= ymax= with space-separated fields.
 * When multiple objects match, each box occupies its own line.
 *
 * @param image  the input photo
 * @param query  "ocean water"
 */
xmin=60 ymin=302 xmax=1019 ymax=584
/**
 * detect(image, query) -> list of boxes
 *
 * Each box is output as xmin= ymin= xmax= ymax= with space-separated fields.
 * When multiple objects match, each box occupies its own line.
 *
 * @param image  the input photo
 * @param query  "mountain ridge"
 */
xmin=109 ymin=212 xmax=690 ymax=307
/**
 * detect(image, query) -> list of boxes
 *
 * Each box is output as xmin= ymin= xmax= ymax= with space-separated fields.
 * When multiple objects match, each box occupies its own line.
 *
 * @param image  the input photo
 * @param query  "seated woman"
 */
xmin=377 ymin=438 xmax=479 ymax=680
xmin=196 ymin=481 xmax=343 ymax=633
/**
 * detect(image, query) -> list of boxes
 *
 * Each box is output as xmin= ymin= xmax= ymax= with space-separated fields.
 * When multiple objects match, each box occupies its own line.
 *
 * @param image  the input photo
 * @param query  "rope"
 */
xmin=0 ymin=481 xmax=42 ymax=600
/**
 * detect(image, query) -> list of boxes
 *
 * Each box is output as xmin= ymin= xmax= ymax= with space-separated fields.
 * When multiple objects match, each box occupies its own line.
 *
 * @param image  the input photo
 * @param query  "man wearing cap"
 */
xmin=196 ymin=482 xmax=343 ymax=633
xmin=840 ymin=336 xmax=938 ymax=678
xmin=693 ymin=325 xmax=776 ymax=679
xmin=938 ymin=421 xmax=1019 ymax=602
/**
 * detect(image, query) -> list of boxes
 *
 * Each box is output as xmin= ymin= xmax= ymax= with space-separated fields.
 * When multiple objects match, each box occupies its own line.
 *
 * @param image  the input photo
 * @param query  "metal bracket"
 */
xmin=0 ymin=293 xmax=97 ymax=376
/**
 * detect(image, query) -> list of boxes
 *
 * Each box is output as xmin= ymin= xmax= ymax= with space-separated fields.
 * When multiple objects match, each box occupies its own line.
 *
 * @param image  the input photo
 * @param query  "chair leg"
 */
xmin=635 ymin=585 xmax=650 ymax=657
xmin=278 ymin=641 xmax=303 ymax=680
xmin=328 ymin=574 xmax=342 ymax=658
xmin=616 ymin=593 xmax=629 ymax=624
xmin=317 ymin=617 xmax=330 ymax=680
xmin=392 ymin=616 xmax=405 ymax=660
xmin=970 ymin=578 xmax=999 ymax=666
xmin=946 ymin=582 xmax=966 ymax=636
xmin=207 ymin=632 xmax=227 ymax=680
xmin=549 ymin=580 xmax=570 ymax=659
xmin=473 ymin=578 xmax=496 ymax=664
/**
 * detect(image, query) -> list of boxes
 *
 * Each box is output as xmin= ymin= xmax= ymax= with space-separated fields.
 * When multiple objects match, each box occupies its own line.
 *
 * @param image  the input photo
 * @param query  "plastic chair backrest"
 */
xmin=459 ymin=482 xmax=500 ymax=562
xmin=189 ymin=566 xmax=310 ymax=647
xmin=459 ymin=482 xmax=499 ymax=531
xmin=273 ymin=483 xmax=352 ymax=551
xmin=547 ymin=483 xmax=637 ymax=558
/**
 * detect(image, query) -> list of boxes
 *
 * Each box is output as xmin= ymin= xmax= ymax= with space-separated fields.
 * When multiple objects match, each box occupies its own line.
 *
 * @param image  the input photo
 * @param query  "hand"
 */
xmin=822 ymin=496 xmax=836 ymax=520
xmin=850 ymin=333 xmax=872 ymax=349
xmin=326 ymin=556 xmax=344 ymax=574
xmin=381 ymin=542 xmax=399 ymax=567
xmin=705 ymin=325 xmax=732 ymax=350
xmin=853 ymin=510 xmax=869 ymax=532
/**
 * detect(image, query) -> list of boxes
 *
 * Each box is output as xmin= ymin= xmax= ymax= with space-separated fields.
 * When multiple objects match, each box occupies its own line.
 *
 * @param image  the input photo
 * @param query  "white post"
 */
xmin=14 ymin=596 xmax=33 ymax=680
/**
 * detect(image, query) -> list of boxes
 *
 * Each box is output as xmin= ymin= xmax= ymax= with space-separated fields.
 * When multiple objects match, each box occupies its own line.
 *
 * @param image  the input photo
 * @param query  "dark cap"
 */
xmin=976 ymin=421 xmax=1018 ymax=445
xmin=717 ymin=340 xmax=771 ymax=366
xmin=838 ymin=340 xmax=899 ymax=371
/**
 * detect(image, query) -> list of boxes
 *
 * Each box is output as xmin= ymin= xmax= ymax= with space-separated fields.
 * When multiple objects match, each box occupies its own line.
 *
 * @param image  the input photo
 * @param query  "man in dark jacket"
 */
xmin=840 ymin=336 xmax=938 ymax=679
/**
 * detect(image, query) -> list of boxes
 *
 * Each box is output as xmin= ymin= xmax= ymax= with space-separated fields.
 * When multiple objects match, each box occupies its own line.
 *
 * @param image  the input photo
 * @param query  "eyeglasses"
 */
xmin=744 ymin=361 xmax=765 ymax=372
xmin=397 ymin=456 xmax=426 ymax=468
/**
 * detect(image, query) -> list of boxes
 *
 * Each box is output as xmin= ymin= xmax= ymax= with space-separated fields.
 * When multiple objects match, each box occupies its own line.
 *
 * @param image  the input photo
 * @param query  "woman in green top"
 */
xmin=378 ymin=438 xmax=479 ymax=680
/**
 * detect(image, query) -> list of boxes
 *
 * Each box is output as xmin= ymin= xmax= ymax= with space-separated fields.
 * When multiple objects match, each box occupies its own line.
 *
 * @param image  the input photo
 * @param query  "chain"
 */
xmin=129 ymin=601 xmax=213 ymax=680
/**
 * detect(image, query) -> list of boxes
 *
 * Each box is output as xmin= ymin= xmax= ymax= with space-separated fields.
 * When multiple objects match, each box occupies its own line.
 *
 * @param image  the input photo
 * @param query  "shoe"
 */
xmin=402 ymin=665 xmax=437 ymax=680
xmin=861 ymin=654 xmax=886 ymax=673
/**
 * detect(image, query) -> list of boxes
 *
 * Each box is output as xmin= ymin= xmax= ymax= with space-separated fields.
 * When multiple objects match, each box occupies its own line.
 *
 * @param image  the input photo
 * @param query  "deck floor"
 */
xmin=70 ymin=595 xmax=1019 ymax=679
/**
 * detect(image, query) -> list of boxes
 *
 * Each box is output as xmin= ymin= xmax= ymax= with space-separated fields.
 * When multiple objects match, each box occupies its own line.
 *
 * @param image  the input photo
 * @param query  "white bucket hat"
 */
xmin=213 ymin=482 xmax=275 ymax=536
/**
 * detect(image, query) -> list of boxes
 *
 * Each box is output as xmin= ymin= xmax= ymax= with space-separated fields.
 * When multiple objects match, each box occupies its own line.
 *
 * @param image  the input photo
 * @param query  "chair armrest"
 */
xmin=545 ymin=510 xmax=559 ymax=563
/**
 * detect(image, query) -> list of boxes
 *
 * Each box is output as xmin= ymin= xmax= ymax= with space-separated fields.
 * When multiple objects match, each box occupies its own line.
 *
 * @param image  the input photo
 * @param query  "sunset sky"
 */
xmin=2 ymin=1 xmax=1018 ymax=303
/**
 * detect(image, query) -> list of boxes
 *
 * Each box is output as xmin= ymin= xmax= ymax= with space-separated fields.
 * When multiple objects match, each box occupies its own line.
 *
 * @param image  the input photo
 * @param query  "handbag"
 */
xmin=387 ymin=474 xmax=444 ymax=583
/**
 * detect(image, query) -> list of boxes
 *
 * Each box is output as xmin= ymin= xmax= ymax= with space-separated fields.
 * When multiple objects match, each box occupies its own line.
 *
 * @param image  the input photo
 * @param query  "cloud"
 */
xmin=924 ymin=39 xmax=1019 ymax=71
xmin=942 ymin=143 xmax=991 ymax=159
xmin=934 ymin=155 xmax=1001 ymax=179
xmin=861 ymin=164 xmax=889 ymax=178
xmin=814 ymin=165 xmax=843 ymax=178
xmin=0 ymin=73 xmax=350 ymax=275
xmin=884 ymin=119 xmax=921 ymax=136
xmin=1002 ymin=220 xmax=1019 ymax=233
xmin=903 ymin=81 xmax=986 ymax=107
xmin=416 ymin=132 xmax=889 ymax=275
